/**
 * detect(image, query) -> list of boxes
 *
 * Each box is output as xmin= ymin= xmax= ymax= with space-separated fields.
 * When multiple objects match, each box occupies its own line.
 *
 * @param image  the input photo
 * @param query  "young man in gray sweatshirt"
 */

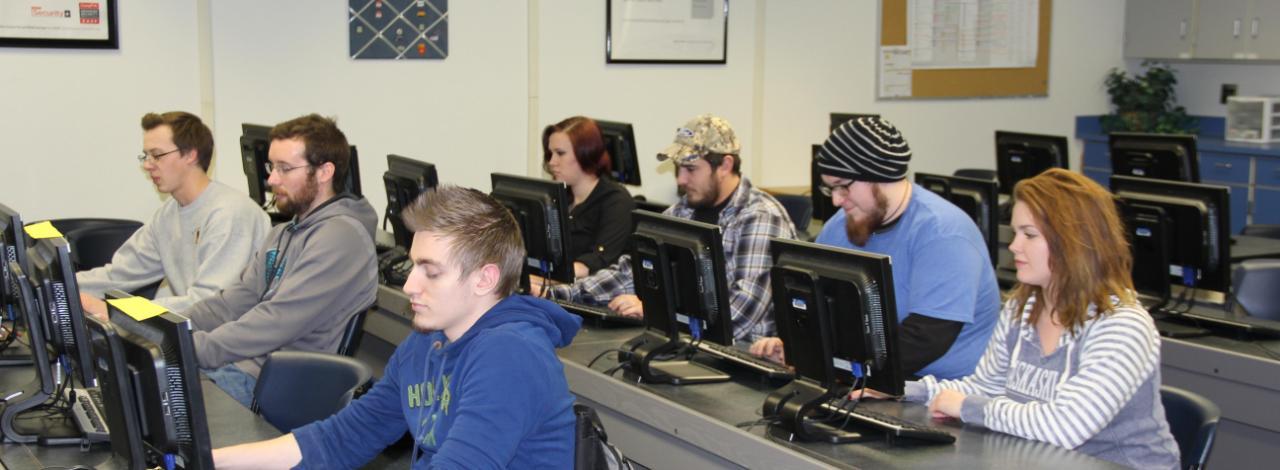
xmin=180 ymin=114 xmax=379 ymax=407
xmin=78 ymin=111 xmax=270 ymax=316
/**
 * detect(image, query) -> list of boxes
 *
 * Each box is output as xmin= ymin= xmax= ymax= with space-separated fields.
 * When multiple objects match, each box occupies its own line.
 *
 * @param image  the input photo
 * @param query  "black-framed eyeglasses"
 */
xmin=265 ymin=162 xmax=312 ymax=175
xmin=136 ymin=148 xmax=181 ymax=164
xmin=818 ymin=180 xmax=856 ymax=198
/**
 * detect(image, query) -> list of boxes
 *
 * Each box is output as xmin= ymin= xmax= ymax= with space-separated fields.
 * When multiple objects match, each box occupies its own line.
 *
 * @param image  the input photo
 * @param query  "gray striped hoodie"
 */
xmin=905 ymin=294 xmax=1180 ymax=469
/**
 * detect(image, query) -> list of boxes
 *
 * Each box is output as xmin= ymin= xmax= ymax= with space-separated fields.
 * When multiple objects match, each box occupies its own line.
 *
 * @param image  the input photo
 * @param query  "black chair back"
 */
xmin=336 ymin=308 xmax=368 ymax=357
xmin=65 ymin=224 xmax=142 ymax=271
xmin=1161 ymin=385 xmax=1220 ymax=470
xmin=953 ymin=168 xmax=998 ymax=182
xmin=250 ymin=351 xmax=372 ymax=432
xmin=772 ymin=194 xmax=813 ymax=235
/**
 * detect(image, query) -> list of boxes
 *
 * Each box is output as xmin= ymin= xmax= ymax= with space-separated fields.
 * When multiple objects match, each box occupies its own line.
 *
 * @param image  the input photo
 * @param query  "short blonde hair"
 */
xmin=402 ymin=185 xmax=525 ymax=297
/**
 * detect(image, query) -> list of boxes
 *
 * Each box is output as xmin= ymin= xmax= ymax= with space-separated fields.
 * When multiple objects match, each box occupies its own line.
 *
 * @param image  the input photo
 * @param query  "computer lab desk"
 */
xmin=0 ymin=366 xmax=281 ymax=468
xmin=368 ymin=285 xmax=1119 ymax=470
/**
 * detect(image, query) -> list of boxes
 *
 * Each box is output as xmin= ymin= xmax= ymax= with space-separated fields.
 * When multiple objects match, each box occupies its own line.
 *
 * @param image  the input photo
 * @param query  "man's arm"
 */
xmin=150 ymin=206 xmax=268 ymax=312
xmin=897 ymin=315 xmax=964 ymax=375
xmin=546 ymin=254 xmax=635 ymax=305
xmin=724 ymin=206 xmax=797 ymax=341
xmin=213 ymin=434 xmax=301 ymax=470
xmin=191 ymin=222 xmax=376 ymax=368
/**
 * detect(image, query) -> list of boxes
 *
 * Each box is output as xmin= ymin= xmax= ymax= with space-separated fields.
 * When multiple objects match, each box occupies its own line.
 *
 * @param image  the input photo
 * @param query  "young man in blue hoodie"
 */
xmin=213 ymin=185 xmax=583 ymax=469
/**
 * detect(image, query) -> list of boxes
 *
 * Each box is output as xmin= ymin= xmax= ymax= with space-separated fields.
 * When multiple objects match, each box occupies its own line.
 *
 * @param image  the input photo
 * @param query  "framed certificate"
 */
xmin=607 ymin=0 xmax=728 ymax=64
xmin=0 ymin=0 xmax=118 ymax=49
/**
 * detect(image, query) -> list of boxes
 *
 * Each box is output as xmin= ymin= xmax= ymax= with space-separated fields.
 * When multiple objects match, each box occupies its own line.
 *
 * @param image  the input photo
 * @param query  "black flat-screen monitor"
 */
xmin=383 ymin=155 xmax=439 ymax=250
xmin=622 ymin=211 xmax=732 ymax=385
xmin=915 ymin=173 xmax=999 ymax=266
xmin=995 ymin=131 xmax=1069 ymax=195
xmin=241 ymin=123 xmax=363 ymax=207
xmin=765 ymin=238 xmax=902 ymax=442
xmin=1109 ymin=133 xmax=1199 ymax=183
xmin=596 ymin=120 xmax=641 ymax=186
xmin=829 ymin=113 xmax=880 ymax=132
xmin=1111 ymin=176 xmax=1230 ymax=295
xmin=811 ymin=145 xmax=837 ymax=222
xmin=1123 ymin=202 xmax=1174 ymax=310
xmin=0 ymin=260 xmax=61 ymax=444
xmin=90 ymin=293 xmax=214 ymax=469
xmin=1 ymin=203 xmax=30 ymax=314
xmin=28 ymin=237 xmax=95 ymax=387
xmin=490 ymin=173 xmax=573 ymax=284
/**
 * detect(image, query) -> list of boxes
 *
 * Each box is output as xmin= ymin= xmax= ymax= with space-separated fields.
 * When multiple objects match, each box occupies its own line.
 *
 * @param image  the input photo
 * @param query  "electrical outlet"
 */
xmin=1221 ymin=84 xmax=1238 ymax=104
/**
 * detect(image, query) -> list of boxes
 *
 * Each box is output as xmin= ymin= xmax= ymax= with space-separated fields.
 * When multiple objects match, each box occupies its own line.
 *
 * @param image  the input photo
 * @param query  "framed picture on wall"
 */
xmin=607 ymin=0 xmax=728 ymax=64
xmin=0 ymin=0 xmax=118 ymax=49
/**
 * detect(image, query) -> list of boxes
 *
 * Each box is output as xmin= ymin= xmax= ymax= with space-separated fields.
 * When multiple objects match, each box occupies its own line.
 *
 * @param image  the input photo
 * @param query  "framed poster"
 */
xmin=607 ymin=0 xmax=728 ymax=64
xmin=0 ymin=1 xmax=118 ymax=49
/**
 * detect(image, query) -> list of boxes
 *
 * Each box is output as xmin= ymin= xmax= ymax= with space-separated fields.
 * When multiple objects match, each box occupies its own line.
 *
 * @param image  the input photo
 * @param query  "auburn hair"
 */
xmin=1009 ymin=168 xmax=1136 ymax=331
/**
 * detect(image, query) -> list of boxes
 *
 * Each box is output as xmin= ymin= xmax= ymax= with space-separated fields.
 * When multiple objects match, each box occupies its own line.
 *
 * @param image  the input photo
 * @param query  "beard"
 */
xmin=275 ymin=175 xmax=320 ymax=218
xmin=844 ymin=185 xmax=888 ymax=246
xmin=684 ymin=176 xmax=723 ymax=209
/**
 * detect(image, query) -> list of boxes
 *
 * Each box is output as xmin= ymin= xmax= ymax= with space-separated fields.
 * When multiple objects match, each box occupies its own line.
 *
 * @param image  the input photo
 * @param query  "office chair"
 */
xmin=1161 ymin=385 xmax=1220 ymax=470
xmin=64 ymin=223 xmax=142 ymax=271
xmin=43 ymin=217 xmax=143 ymax=237
xmin=250 ymin=351 xmax=372 ymax=433
xmin=1231 ymin=258 xmax=1280 ymax=321
xmin=575 ymin=403 xmax=633 ymax=470
xmin=335 ymin=308 xmax=369 ymax=357
xmin=772 ymin=194 xmax=814 ymax=235
xmin=1242 ymin=224 xmax=1280 ymax=240
xmin=953 ymin=168 xmax=998 ymax=182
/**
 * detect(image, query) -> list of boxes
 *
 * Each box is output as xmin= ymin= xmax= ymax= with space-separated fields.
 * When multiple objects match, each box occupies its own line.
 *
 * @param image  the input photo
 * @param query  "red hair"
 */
xmin=542 ymin=116 xmax=612 ymax=177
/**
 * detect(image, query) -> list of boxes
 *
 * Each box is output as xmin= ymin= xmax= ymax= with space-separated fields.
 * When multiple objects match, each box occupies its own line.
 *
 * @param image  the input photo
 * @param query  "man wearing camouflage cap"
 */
xmin=543 ymin=114 xmax=797 ymax=341
xmin=750 ymin=116 xmax=999 ymax=381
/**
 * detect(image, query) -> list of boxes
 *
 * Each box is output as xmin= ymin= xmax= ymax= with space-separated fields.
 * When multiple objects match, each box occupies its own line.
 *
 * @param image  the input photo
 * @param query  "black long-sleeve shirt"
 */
xmin=567 ymin=178 xmax=635 ymax=273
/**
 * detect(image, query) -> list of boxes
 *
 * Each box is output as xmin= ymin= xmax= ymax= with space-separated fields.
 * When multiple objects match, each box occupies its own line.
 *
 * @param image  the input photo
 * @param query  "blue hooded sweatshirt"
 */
xmin=293 ymin=295 xmax=582 ymax=469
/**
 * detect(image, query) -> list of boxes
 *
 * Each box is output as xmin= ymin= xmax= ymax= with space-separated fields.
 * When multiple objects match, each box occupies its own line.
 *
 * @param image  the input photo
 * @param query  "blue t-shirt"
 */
xmin=815 ymin=184 xmax=1000 ymax=379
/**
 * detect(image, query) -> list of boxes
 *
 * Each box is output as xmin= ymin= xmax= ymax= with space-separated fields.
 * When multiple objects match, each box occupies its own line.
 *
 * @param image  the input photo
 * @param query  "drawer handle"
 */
xmin=1214 ymin=163 xmax=1233 ymax=169
xmin=1234 ymin=19 xmax=1242 ymax=38
xmin=1180 ymin=20 xmax=1188 ymax=39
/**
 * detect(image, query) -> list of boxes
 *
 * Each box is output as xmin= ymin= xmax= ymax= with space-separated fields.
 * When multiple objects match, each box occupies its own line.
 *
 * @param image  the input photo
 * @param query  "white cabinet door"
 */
xmin=1247 ymin=0 xmax=1280 ymax=59
xmin=1124 ymin=0 xmax=1198 ymax=59
xmin=1195 ymin=0 xmax=1252 ymax=59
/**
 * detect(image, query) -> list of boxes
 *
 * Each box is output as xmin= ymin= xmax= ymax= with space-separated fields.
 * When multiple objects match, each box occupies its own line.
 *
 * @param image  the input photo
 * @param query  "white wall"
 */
xmin=208 ymin=0 xmax=530 ymax=219
xmin=535 ymin=0 xmax=761 ymax=203
xmin=0 ymin=1 xmax=204 ymax=222
xmin=758 ymin=0 xmax=1128 ymax=187
xmin=1160 ymin=62 xmax=1280 ymax=117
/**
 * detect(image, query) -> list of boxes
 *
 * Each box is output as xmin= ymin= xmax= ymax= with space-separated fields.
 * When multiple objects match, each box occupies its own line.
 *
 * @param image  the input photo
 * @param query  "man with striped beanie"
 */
xmin=751 ymin=116 xmax=1000 ymax=382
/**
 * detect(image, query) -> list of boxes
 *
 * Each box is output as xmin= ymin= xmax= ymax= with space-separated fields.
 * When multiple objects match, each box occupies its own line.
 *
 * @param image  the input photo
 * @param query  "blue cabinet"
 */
xmin=1256 ymin=188 xmax=1280 ymax=225
xmin=1200 ymin=152 xmax=1251 ymax=185
xmin=1226 ymin=184 xmax=1249 ymax=234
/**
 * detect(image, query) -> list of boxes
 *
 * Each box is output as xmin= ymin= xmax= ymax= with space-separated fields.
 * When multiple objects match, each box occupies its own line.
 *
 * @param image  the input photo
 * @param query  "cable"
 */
xmin=586 ymin=348 xmax=632 ymax=369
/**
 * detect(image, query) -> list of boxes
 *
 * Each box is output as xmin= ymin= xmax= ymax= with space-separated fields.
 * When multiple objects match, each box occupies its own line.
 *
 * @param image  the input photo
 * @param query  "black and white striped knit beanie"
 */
xmin=817 ymin=116 xmax=912 ymax=182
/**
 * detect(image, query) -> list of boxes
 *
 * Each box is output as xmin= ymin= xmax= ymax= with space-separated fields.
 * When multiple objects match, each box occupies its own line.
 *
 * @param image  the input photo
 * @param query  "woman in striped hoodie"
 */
xmin=883 ymin=169 xmax=1180 ymax=468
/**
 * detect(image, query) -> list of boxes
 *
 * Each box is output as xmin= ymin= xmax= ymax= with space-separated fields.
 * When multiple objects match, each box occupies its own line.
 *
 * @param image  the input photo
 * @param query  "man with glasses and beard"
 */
xmin=749 ymin=117 xmax=1000 ymax=381
xmin=181 ymin=113 xmax=379 ymax=407
xmin=541 ymin=114 xmax=797 ymax=342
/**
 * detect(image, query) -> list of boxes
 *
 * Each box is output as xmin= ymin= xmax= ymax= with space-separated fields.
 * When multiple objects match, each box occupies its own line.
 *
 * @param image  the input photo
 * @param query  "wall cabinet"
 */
xmin=1126 ymin=0 xmax=1280 ymax=61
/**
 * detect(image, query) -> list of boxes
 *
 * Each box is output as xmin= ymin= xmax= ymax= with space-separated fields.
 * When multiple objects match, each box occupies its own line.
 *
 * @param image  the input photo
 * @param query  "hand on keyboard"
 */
xmin=607 ymin=295 xmax=644 ymax=318
xmin=748 ymin=337 xmax=785 ymax=365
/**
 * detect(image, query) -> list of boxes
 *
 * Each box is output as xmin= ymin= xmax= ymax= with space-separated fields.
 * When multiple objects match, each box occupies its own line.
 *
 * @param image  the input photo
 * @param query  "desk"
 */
xmin=368 ymin=288 xmax=1118 ymax=469
xmin=1229 ymin=234 xmax=1280 ymax=261
xmin=0 ymin=368 xmax=280 ymax=468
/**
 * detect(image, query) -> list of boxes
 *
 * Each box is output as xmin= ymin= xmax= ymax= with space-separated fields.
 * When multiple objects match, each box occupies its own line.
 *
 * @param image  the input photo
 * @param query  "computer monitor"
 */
xmin=383 ymin=155 xmax=439 ymax=250
xmin=490 ymin=173 xmax=574 ymax=284
xmin=995 ymin=131 xmax=1069 ymax=195
xmin=0 ymin=260 xmax=61 ymax=444
xmin=596 ymin=119 xmax=642 ymax=186
xmin=89 ymin=292 xmax=214 ymax=469
xmin=622 ymin=210 xmax=733 ymax=385
xmin=27 ymin=237 xmax=96 ymax=387
xmin=1122 ymin=201 xmax=1173 ymax=310
xmin=811 ymin=145 xmax=837 ymax=223
xmin=1111 ymin=176 xmax=1230 ymax=296
xmin=829 ymin=113 xmax=880 ymax=132
xmin=1109 ymin=133 xmax=1199 ymax=183
xmin=764 ymin=238 xmax=902 ymax=443
xmin=1 ymin=203 xmax=30 ymax=315
xmin=241 ymin=123 xmax=364 ymax=207
xmin=915 ymin=173 xmax=999 ymax=266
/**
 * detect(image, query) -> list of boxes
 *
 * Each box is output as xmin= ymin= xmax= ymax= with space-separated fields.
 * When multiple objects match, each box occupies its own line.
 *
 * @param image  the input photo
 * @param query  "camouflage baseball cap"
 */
xmin=656 ymin=114 xmax=741 ymax=165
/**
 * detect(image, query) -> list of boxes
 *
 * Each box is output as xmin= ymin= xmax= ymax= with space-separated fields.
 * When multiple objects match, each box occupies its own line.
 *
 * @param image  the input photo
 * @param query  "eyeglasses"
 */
xmin=818 ymin=180 xmax=856 ymax=198
xmin=136 ymin=148 xmax=181 ymax=164
xmin=265 ymin=162 xmax=312 ymax=175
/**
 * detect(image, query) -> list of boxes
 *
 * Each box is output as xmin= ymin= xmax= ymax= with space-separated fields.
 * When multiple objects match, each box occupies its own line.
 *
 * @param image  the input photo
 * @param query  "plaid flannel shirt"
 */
xmin=548 ymin=177 xmax=797 ymax=341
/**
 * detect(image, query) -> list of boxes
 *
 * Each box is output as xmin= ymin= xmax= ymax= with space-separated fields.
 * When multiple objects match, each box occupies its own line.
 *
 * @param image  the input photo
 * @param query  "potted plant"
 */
xmin=1100 ymin=61 xmax=1196 ymax=134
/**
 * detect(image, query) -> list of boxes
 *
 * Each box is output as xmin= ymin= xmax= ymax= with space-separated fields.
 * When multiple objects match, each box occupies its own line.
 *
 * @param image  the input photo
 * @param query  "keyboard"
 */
xmin=554 ymin=300 xmax=643 ymax=326
xmin=68 ymin=387 xmax=109 ymax=442
xmin=827 ymin=406 xmax=955 ymax=445
xmin=695 ymin=342 xmax=793 ymax=380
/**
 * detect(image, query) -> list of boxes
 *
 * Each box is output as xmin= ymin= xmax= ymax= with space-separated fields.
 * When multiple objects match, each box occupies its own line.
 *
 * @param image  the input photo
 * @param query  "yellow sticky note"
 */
xmin=106 ymin=296 xmax=168 ymax=321
xmin=23 ymin=221 xmax=63 ymax=239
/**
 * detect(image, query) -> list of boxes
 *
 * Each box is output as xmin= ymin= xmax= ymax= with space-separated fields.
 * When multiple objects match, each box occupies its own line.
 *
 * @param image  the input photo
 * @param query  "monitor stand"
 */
xmin=623 ymin=331 xmax=729 ymax=385
xmin=764 ymin=380 xmax=871 ymax=444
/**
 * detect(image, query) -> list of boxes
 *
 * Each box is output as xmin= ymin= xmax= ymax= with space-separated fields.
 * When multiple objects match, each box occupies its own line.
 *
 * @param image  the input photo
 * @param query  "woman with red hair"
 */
xmin=542 ymin=116 xmax=635 ymax=278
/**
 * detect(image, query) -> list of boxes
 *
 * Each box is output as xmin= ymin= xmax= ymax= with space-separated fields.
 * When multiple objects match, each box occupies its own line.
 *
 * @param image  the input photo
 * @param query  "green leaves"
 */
xmin=1101 ymin=61 xmax=1196 ymax=134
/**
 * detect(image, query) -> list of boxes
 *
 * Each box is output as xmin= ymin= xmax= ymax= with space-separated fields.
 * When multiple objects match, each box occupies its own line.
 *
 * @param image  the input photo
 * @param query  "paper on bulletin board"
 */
xmin=879 ymin=46 xmax=913 ymax=98
xmin=907 ymin=0 xmax=1038 ymax=69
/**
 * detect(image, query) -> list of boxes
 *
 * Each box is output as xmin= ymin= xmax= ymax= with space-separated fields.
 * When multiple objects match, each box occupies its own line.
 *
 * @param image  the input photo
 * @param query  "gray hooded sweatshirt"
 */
xmin=184 ymin=195 xmax=378 ymax=377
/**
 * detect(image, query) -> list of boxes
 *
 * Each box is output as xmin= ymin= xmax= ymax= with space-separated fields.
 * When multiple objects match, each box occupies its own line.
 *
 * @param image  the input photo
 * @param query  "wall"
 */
xmin=208 ymin=0 xmax=530 ymax=220
xmin=0 ymin=1 xmax=204 ymax=222
xmin=1158 ymin=61 xmax=1280 ymax=117
xmin=758 ymin=0 xmax=1127 ymax=188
